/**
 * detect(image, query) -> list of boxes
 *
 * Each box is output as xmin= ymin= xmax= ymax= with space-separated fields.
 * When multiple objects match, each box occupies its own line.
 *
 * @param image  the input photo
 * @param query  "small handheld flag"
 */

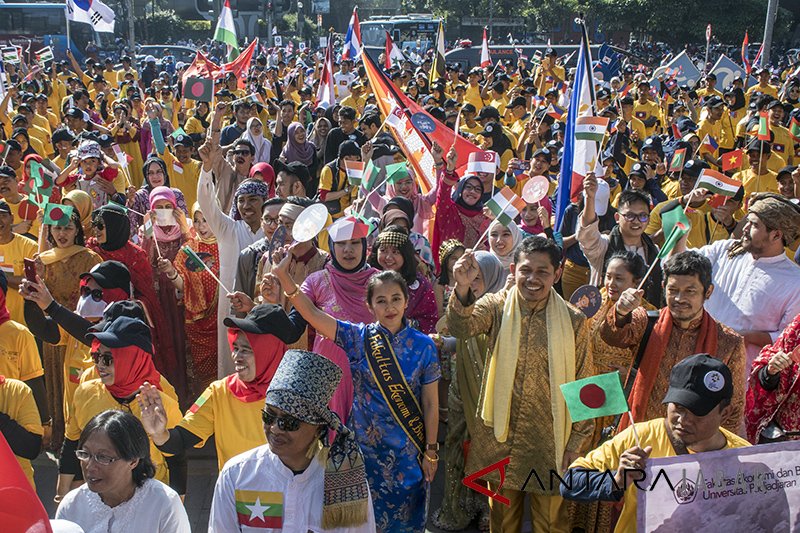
xmin=574 ymin=116 xmax=609 ymax=142
xmin=668 ymin=148 xmax=686 ymax=172
xmin=757 ymin=111 xmax=770 ymax=141
xmin=696 ymin=169 xmax=742 ymax=197
xmin=344 ymin=160 xmax=365 ymax=186
xmin=480 ymin=27 xmax=491 ymax=68
xmin=43 ymin=203 xmax=74 ymax=226
xmin=721 ymin=149 xmax=744 ymax=172
xmin=559 ymin=372 xmax=629 ymax=423
xmin=385 ymin=162 xmax=409 ymax=184
xmin=485 ymin=187 xmax=526 ymax=227
xmin=546 ymin=104 xmax=565 ymax=121
xmin=790 ymin=117 xmax=800 ymax=143
xmin=182 ymin=245 xmax=231 ymax=294
xmin=184 ymin=77 xmax=213 ymax=102
xmin=700 ymin=134 xmax=719 ymax=153
xmin=658 ymin=206 xmax=691 ymax=260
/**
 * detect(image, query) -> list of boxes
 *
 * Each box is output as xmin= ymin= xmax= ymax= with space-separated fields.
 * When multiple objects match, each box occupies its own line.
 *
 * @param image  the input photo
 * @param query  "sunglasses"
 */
xmin=90 ymin=351 xmax=114 ymax=367
xmin=261 ymin=409 xmax=301 ymax=432
xmin=80 ymin=286 xmax=104 ymax=302
xmin=619 ymin=212 xmax=650 ymax=223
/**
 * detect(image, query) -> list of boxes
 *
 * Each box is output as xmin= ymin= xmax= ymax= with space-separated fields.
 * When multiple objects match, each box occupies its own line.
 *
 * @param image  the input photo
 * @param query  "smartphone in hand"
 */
xmin=23 ymin=258 xmax=38 ymax=291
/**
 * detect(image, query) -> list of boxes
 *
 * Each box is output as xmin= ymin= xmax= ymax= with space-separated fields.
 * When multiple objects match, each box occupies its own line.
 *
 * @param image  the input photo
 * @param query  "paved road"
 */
xmin=33 ymin=422 xmax=502 ymax=532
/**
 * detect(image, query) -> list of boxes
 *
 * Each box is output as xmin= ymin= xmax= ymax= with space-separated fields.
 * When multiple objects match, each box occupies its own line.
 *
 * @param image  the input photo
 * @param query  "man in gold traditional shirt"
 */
xmin=447 ymin=236 xmax=595 ymax=533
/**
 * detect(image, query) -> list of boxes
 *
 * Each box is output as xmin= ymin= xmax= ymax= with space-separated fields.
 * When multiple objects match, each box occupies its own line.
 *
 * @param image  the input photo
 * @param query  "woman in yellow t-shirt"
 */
xmin=138 ymin=304 xmax=297 ymax=471
xmin=0 ymin=376 xmax=43 ymax=488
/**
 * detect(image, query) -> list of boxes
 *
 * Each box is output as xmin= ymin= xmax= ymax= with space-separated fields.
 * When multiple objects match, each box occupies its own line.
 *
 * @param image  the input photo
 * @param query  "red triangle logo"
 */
xmin=462 ymin=456 xmax=511 ymax=506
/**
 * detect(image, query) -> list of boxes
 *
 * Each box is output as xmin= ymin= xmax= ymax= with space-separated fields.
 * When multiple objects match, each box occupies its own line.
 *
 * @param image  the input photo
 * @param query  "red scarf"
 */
xmin=225 ymin=329 xmax=286 ymax=402
xmin=93 ymin=339 xmax=163 ymax=398
xmin=617 ymin=307 xmax=718 ymax=432
xmin=0 ymin=290 xmax=10 ymax=327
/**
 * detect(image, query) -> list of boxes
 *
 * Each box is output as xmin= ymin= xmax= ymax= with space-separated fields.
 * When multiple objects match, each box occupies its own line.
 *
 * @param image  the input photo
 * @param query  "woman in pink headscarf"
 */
xmin=249 ymin=162 xmax=276 ymax=198
xmin=144 ymin=186 xmax=190 ymax=406
xmin=279 ymin=122 xmax=318 ymax=179
xmin=367 ymin=161 xmax=438 ymax=236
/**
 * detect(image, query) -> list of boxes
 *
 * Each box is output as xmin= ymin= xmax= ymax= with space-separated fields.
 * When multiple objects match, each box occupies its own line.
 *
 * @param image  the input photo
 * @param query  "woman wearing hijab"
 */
xmin=432 ymin=251 xmax=505 ymax=532
xmin=249 ymin=162 xmax=276 ymax=198
xmin=159 ymin=203 xmax=219 ymax=397
xmin=56 ymin=315 xmax=183 ymax=501
xmin=280 ymin=121 xmax=318 ymax=177
xmin=12 ymin=128 xmax=38 ymax=157
xmin=432 ymin=167 xmax=490 ymax=272
xmin=34 ymin=210 xmax=101 ymax=452
xmin=241 ymin=117 xmax=272 ymax=164
xmin=63 ymin=189 xmax=93 ymax=235
xmin=479 ymin=122 xmax=514 ymax=171
xmin=86 ymin=203 xmax=179 ymax=395
xmin=487 ymin=219 xmax=523 ymax=278
xmin=139 ymin=101 xmax=174 ymax=158
xmin=721 ymin=87 xmax=746 ymax=153
xmin=109 ymin=102 xmax=144 ymax=187
xmin=368 ymin=225 xmax=438 ymax=334
xmin=309 ymin=116 xmax=331 ymax=168
xmin=138 ymin=304 xmax=297 ymax=472
xmin=367 ymin=156 xmax=438 ymax=236
xmin=184 ymin=101 xmax=211 ymax=145
xmin=143 ymin=186 xmax=190 ymax=404
xmin=126 ymin=157 xmax=188 ymax=238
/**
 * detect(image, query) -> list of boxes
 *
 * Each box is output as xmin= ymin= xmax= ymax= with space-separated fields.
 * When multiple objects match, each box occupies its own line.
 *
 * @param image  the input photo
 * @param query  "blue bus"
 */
xmin=0 ymin=3 xmax=112 ymax=62
xmin=360 ymin=14 xmax=441 ymax=62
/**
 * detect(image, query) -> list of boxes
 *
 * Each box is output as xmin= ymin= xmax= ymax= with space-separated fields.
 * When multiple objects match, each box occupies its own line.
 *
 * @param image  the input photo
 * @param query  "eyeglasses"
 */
xmin=462 ymin=184 xmax=482 ymax=194
xmin=91 ymin=351 xmax=114 ymax=367
xmin=619 ymin=212 xmax=650 ymax=223
xmin=75 ymin=449 xmax=119 ymax=465
xmin=80 ymin=286 xmax=104 ymax=302
xmin=262 ymin=216 xmax=280 ymax=226
xmin=261 ymin=409 xmax=302 ymax=432
xmin=231 ymin=150 xmax=251 ymax=156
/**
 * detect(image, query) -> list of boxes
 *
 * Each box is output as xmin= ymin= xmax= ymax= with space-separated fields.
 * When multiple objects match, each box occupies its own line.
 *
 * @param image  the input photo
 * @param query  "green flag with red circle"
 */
xmin=43 ymin=203 xmax=74 ymax=227
xmin=560 ymin=372 xmax=629 ymax=423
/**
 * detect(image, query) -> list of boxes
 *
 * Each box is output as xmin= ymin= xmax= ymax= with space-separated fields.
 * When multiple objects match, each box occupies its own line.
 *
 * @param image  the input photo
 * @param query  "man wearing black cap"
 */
xmin=534 ymin=48 xmax=564 ymax=96
xmin=561 ymin=354 xmax=750 ymax=533
xmin=776 ymin=165 xmax=799 ymax=200
xmin=484 ymin=81 xmax=509 ymax=116
xmin=697 ymin=96 xmax=724 ymax=168
xmin=696 ymin=73 xmax=722 ymax=102
xmin=459 ymin=103 xmax=482 ymax=136
xmin=746 ymin=68 xmax=778 ymax=104
xmin=508 ymin=96 xmax=531 ymax=139
xmin=465 ymin=67 xmax=485 ymax=111
xmin=633 ymin=80 xmax=660 ymax=137
xmin=618 ymin=96 xmax=647 ymax=146
xmin=733 ymin=140 xmax=779 ymax=198
xmin=765 ymin=99 xmax=795 ymax=166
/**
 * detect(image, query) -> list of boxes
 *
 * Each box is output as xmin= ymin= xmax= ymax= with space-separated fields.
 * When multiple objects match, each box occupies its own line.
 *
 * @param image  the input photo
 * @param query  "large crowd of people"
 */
xmin=0 ymin=28 xmax=800 ymax=533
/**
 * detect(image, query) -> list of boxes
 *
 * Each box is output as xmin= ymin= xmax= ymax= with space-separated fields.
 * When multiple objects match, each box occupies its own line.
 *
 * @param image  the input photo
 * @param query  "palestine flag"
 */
xmin=560 ymin=372 xmax=628 ymax=423
xmin=235 ymin=490 xmax=283 ymax=528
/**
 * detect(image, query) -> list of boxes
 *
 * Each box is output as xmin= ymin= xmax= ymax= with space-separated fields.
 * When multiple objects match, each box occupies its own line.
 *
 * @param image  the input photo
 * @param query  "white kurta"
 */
xmin=698 ymin=239 xmax=800 ymax=376
xmin=197 ymin=168 xmax=265 ymax=377
xmin=55 ymin=478 xmax=190 ymax=533
xmin=210 ymin=444 xmax=376 ymax=533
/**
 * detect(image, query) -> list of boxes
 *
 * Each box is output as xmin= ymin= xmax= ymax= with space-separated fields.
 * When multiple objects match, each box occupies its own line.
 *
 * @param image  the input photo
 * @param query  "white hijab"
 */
xmin=242 ymin=117 xmax=272 ymax=163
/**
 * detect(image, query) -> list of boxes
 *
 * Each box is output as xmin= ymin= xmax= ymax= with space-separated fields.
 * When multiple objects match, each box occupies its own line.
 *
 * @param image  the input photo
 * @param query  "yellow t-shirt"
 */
xmin=697 ymin=118 xmax=723 ymax=157
xmin=7 ymin=196 xmax=41 ymax=239
xmin=0 ymin=378 xmax=43 ymax=487
xmin=178 ymin=379 xmax=267 ymax=471
xmin=646 ymin=201 xmax=729 ymax=248
xmin=161 ymin=149 xmax=201 ymax=209
xmin=733 ymin=168 xmax=780 ymax=198
xmin=66 ymin=379 xmax=182 ymax=484
xmin=464 ymin=85 xmax=485 ymax=111
xmin=746 ymin=83 xmax=778 ymax=103
xmin=489 ymin=96 xmax=509 ymax=117
xmin=0 ymin=320 xmax=43 ymax=382
xmin=319 ymin=164 xmax=354 ymax=219
xmin=770 ymin=126 xmax=794 ymax=164
xmin=0 ymin=234 xmax=38 ymax=324
xmin=570 ymin=418 xmax=750 ymax=533
xmin=633 ymin=100 xmax=661 ymax=136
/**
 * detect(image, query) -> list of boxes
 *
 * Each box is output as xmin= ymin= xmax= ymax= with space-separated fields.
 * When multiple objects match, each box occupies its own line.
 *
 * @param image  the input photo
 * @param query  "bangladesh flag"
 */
xmin=235 ymin=490 xmax=283 ymax=528
xmin=43 ymin=203 xmax=74 ymax=227
xmin=658 ymin=203 xmax=691 ymax=259
xmin=182 ymin=245 xmax=208 ymax=272
xmin=668 ymin=148 xmax=686 ymax=172
xmin=560 ymin=372 xmax=628 ymax=423
xmin=361 ymin=160 xmax=380 ymax=190
xmin=385 ymin=162 xmax=410 ymax=184
xmin=790 ymin=117 xmax=800 ymax=143
xmin=757 ymin=111 xmax=770 ymax=141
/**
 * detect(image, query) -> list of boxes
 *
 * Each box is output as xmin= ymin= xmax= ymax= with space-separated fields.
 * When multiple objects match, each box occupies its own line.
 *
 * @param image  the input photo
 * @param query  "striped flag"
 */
xmin=213 ymin=0 xmax=239 ymax=62
xmin=700 ymin=134 xmax=719 ymax=153
xmin=486 ymin=187 xmax=526 ymax=226
xmin=696 ymin=169 xmax=742 ymax=197
xmin=480 ymin=27 xmax=491 ymax=68
xmin=741 ymin=31 xmax=751 ymax=74
xmin=341 ymin=7 xmax=362 ymax=60
xmin=172 ymin=160 xmax=184 ymax=175
xmin=430 ymin=20 xmax=446 ymax=83
xmin=315 ymin=37 xmax=334 ymax=109
xmin=575 ymin=116 xmax=609 ymax=142
xmin=757 ymin=111 xmax=770 ymax=141
xmin=344 ymin=160 xmax=365 ymax=186
xmin=187 ymin=388 xmax=211 ymax=414
xmin=790 ymin=117 xmax=800 ymax=143
xmin=235 ymin=490 xmax=283 ymax=528
xmin=546 ymin=104 xmax=565 ymax=121
xmin=35 ymin=46 xmax=54 ymax=64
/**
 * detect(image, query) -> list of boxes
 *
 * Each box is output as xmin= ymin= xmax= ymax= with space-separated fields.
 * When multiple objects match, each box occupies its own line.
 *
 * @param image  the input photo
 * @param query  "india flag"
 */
xmin=214 ymin=0 xmax=239 ymax=62
xmin=344 ymin=160 xmax=365 ymax=186
xmin=575 ymin=116 xmax=609 ymax=142
xmin=696 ymin=169 xmax=742 ymax=197
xmin=235 ymin=490 xmax=283 ymax=528
xmin=486 ymin=187 xmax=526 ymax=226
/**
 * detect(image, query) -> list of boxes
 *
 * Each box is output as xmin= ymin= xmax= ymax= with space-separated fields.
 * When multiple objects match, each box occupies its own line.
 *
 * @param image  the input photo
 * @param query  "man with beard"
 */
xmin=672 ymin=193 xmax=800 ymax=385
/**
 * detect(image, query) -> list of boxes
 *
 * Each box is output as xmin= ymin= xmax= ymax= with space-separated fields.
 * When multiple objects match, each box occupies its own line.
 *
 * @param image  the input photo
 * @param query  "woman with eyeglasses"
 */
xmin=57 ymin=316 xmax=183 ymax=503
xmin=33 ymin=210 xmax=101 ymax=454
xmin=55 ymin=410 xmax=190 ymax=533
xmin=125 ymin=157 xmax=188 ymax=240
xmin=138 ymin=304 xmax=297 ymax=472
xmin=86 ymin=203 xmax=179 ymax=392
xmin=431 ymin=145 xmax=490 ymax=272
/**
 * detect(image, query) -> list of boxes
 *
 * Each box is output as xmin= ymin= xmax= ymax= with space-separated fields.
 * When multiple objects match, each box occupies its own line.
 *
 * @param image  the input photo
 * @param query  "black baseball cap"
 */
xmin=86 ymin=315 xmax=153 ymax=354
xmin=532 ymin=148 xmax=552 ymax=162
xmin=80 ymin=261 xmax=132 ymax=292
xmin=173 ymin=134 xmax=194 ymax=148
xmin=0 ymin=166 xmax=15 ymax=180
xmin=629 ymin=162 xmax=647 ymax=178
xmin=682 ymin=159 xmax=708 ymax=178
xmin=273 ymin=160 xmax=310 ymax=188
xmin=746 ymin=139 xmax=771 ymax=154
xmin=223 ymin=304 xmax=297 ymax=344
xmin=0 ymin=199 xmax=11 ymax=214
xmin=662 ymin=353 xmax=734 ymax=416
xmin=476 ymin=106 xmax=500 ymax=121
xmin=509 ymin=96 xmax=527 ymax=109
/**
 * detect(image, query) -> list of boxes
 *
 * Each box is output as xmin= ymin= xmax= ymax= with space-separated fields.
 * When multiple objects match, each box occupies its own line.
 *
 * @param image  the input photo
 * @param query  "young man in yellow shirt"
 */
xmin=733 ymin=140 xmax=780 ymax=199
xmin=562 ymin=354 xmax=749 ymax=533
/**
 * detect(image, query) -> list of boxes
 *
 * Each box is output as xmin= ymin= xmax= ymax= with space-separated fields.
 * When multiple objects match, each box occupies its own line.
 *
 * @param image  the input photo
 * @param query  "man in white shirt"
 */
xmin=673 ymin=192 xmax=800 ymax=378
xmin=209 ymin=350 xmax=375 ymax=533
xmin=334 ymin=60 xmax=357 ymax=101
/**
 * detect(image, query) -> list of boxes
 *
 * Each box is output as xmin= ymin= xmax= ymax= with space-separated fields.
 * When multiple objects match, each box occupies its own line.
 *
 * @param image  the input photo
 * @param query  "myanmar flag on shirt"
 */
xmin=187 ymin=388 xmax=211 ymax=414
xmin=235 ymin=490 xmax=283 ymax=528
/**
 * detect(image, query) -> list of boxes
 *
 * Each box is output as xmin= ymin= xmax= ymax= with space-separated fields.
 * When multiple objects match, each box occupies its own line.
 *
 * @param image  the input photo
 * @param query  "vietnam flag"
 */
xmin=559 ymin=372 xmax=628 ymax=423
xmin=721 ymin=148 xmax=744 ymax=172
xmin=235 ymin=490 xmax=283 ymax=528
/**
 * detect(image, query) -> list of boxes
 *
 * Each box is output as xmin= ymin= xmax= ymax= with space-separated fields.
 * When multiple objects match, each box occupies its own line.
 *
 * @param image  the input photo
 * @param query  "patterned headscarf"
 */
xmin=229 ymin=179 xmax=269 ymax=220
xmin=265 ymin=350 xmax=369 ymax=529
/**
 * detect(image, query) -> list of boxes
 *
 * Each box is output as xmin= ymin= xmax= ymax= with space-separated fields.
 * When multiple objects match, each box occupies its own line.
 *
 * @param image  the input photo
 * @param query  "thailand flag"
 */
xmin=342 ymin=7 xmax=361 ymax=60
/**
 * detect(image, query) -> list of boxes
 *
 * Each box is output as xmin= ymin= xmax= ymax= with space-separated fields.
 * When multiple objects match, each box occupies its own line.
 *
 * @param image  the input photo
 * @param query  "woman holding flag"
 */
xmin=126 ymin=157 xmax=188 ymax=239
xmin=109 ymin=102 xmax=144 ymax=187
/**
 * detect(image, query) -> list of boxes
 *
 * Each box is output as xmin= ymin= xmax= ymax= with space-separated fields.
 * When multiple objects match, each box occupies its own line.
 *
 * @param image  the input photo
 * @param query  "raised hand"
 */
xmin=137 ymin=382 xmax=169 ymax=445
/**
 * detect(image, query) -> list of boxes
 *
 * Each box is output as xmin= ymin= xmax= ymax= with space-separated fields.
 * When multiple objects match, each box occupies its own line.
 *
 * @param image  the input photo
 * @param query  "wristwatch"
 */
xmin=426 ymin=443 xmax=439 ymax=451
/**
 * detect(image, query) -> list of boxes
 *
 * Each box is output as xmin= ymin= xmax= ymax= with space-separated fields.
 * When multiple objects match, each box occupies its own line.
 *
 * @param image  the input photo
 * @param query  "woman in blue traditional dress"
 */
xmin=268 ymin=243 xmax=440 ymax=533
